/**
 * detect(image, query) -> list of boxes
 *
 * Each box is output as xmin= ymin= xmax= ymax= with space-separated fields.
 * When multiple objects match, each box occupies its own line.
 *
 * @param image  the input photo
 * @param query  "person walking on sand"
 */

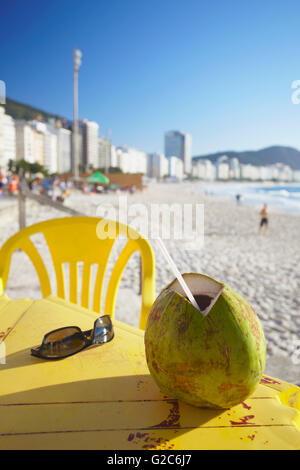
xmin=259 ymin=204 xmax=268 ymax=234
xmin=235 ymin=193 xmax=242 ymax=205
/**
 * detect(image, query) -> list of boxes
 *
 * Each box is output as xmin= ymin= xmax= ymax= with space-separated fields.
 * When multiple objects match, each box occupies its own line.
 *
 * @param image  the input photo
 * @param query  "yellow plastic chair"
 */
xmin=0 ymin=217 xmax=155 ymax=330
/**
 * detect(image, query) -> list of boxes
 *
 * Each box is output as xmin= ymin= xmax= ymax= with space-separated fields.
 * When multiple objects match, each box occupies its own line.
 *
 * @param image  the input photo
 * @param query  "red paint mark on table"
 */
xmin=142 ymin=437 xmax=175 ymax=450
xmin=260 ymin=376 xmax=281 ymax=385
xmin=230 ymin=415 xmax=255 ymax=426
xmin=127 ymin=431 xmax=175 ymax=450
xmin=127 ymin=432 xmax=148 ymax=443
xmin=241 ymin=402 xmax=252 ymax=410
xmin=152 ymin=400 xmax=180 ymax=428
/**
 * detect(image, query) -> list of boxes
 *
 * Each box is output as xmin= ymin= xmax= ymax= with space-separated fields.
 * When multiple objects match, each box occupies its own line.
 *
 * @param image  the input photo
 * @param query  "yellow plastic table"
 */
xmin=0 ymin=294 xmax=299 ymax=450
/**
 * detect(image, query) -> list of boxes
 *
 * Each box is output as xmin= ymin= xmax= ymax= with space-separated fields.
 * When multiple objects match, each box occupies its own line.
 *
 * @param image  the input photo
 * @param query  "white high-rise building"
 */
xmin=204 ymin=159 xmax=216 ymax=180
xmin=30 ymin=121 xmax=58 ymax=173
xmin=98 ymin=137 xmax=112 ymax=170
xmin=116 ymin=146 xmax=147 ymax=174
xmin=57 ymin=127 xmax=72 ymax=174
xmin=168 ymin=156 xmax=184 ymax=180
xmin=216 ymin=155 xmax=230 ymax=180
xmin=184 ymin=133 xmax=192 ymax=174
xmin=192 ymin=158 xmax=216 ymax=180
xmin=44 ymin=125 xmax=58 ymax=174
xmin=276 ymin=163 xmax=293 ymax=182
xmin=32 ymin=129 xmax=45 ymax=166
xmin=30 ymin=120 xmax=46 ymax=167
xmin=80 ymin=120 xmax=99 ymax=169
xmin=147 ymin=153 xmax=169 ymax=179
xmin=164 ymin=131 xmax=192 ymax=174
xmin=110 ymin=145 xmax=117 ymax=168
xmin=192 ymin=159 xmax=207 ymax=179
xmin=259 ymin=166 xmax=271 ymax=181
xmin=229 ymin=157 xmax=240 ymax=179
xmin=0 ymin=107 xmax=16 ymax=169
xmin=240 ymin=163 xmax=261 ymax=180
xmin=15 ymin=121 xmax=35 ymax=163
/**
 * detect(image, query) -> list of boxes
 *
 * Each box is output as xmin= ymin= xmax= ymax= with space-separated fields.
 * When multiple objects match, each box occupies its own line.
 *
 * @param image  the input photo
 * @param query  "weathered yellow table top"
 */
xmin=0 ymin=294 xmax=299 ymax=450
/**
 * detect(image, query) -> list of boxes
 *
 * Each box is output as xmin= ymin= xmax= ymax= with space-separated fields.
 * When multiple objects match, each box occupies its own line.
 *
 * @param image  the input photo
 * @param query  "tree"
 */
xmin=7 ymin=159 xmax=48 ymax=177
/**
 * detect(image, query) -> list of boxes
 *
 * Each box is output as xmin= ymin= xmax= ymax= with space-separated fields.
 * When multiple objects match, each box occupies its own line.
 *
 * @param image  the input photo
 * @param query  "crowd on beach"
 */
xmin=0 ymin=169 xmax=138 ymax=204
xmin=0 ymin=171 xmax=19 ymax=197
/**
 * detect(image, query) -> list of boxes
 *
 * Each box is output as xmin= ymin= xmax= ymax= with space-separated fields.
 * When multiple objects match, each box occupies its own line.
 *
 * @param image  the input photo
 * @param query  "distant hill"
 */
xmin=193 ymin=146 xmax=300 ymax=170
xmin=4 ymin=97 xmax=66 ymax=122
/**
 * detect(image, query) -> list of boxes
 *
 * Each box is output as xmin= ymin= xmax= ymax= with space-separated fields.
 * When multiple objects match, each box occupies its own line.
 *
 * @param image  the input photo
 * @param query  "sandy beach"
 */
xmin=0 ymin=181 xmax=299 ymax=385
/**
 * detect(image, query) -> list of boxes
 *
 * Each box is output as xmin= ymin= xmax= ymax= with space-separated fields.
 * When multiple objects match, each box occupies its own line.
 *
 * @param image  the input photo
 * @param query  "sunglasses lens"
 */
xmin=93 ymin=316 xmax=113 ymax=344
xmin=41 ymin=327 xmax=86 ymax=358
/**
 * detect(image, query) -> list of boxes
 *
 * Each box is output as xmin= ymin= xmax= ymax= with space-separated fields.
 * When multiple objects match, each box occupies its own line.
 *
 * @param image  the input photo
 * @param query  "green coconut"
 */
xmin=144 ymin=273 xmax=266 ymax=409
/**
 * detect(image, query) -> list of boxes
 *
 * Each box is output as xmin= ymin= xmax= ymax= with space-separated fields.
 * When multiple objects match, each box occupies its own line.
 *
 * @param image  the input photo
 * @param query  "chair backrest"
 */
xmin=0 ymin=217 xmax=155 ymax=330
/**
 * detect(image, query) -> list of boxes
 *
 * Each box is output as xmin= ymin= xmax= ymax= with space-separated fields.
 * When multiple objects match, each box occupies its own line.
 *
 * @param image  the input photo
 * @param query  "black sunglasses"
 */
xmin=31 ymin=315 xmax=114 ymax=360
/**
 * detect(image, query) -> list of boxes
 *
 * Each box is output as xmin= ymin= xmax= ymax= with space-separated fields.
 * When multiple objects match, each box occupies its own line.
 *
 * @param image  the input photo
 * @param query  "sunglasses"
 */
xmin=31 ymin=315 xmax=114 ymax=360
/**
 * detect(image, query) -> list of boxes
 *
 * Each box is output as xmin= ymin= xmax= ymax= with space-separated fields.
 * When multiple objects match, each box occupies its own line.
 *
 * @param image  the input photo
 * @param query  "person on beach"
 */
xmin=259 ymin=204 xmax=268 ymax=234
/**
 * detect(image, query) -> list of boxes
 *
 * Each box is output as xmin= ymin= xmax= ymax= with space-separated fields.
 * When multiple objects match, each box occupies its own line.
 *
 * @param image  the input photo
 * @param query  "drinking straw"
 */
xmin=156 ymin=237 xmax=202 ymax=313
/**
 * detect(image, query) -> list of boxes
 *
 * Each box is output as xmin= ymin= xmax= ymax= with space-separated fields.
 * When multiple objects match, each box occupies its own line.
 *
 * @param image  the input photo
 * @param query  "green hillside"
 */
xmin=4 ymin=97 xmax=66 ymax=122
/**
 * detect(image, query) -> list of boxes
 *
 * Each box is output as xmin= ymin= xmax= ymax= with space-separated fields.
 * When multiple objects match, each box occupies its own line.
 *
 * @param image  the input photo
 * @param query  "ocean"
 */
xmin=199 ymin=182 xmax=300 ymax=215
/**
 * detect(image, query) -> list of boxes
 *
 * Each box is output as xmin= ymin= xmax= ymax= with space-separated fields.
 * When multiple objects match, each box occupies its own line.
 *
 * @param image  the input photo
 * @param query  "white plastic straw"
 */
xmin=156 ymin=237 xmax=202 ymax=313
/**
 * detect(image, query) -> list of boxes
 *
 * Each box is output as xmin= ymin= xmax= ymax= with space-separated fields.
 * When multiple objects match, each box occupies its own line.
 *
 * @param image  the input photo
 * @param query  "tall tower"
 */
xmin=164 ymin=130 xmax=191 ymax=174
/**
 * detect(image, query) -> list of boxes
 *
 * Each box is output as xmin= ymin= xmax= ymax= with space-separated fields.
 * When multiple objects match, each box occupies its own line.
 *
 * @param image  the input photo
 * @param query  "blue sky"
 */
xmin=1 ymin=0 xmax=300 ymax=155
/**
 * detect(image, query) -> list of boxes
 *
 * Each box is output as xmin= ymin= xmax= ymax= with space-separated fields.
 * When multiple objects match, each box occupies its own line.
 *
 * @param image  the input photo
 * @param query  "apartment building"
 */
xmin=15 ymin=120 xmax=35 ymax=163
xmin=57 ymin=127 xmax=72 ymax=174
xmin=0 ymin=106 xmax=16 ymax=168
xmin=168 ymin=156 xmax=184 ymax=180
xmin=165 ymin=130 xmax=191 ymax=174
xmin=116 ymin=146 xmax=147 ymax=174
xmin=80 ymin=120 xmax=99 ymax=169
xmin=147 ymin=153 xmax=169 ymax=179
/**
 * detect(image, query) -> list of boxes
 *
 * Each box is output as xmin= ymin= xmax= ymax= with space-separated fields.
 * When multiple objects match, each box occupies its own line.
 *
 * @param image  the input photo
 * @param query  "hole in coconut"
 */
xmin=185 ymin=295 xmax=213 ymax=311
xmin=169 ymin=273 xmax=224 ymax=316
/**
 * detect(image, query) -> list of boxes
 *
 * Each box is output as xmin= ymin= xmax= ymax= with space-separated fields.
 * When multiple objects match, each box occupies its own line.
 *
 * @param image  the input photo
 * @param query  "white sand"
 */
xmin=0 ymin=181 xmax=299 ymax=385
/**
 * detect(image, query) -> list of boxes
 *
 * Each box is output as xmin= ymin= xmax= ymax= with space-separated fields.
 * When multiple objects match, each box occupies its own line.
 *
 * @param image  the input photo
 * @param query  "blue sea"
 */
xmin=199 ymin=182 xmax=300 ymax=215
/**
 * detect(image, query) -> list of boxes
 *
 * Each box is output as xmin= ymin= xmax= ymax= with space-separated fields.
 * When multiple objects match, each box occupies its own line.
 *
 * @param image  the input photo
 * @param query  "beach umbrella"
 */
xmin=86 ymin=171 xmax=110 ymax=184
